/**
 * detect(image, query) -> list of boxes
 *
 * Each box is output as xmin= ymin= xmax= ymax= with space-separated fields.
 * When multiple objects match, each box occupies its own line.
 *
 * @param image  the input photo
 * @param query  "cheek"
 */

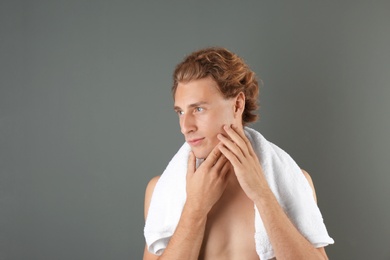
xmin=200 ymin=107 xmax=235 ymax=135
xmin=219 ymin=109 xmax=235 ymax=126
xmin=209 ymin=114 xmax=232 ymax=136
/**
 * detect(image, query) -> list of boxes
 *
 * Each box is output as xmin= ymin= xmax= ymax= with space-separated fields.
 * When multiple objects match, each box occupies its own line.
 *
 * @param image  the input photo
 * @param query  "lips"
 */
xmin=187 ymin=137 xmax=205 ymax=146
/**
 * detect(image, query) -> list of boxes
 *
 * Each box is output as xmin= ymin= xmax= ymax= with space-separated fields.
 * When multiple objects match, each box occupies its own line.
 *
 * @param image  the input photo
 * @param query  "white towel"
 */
xmin=144 ymin=127 xmax=334 ymax=259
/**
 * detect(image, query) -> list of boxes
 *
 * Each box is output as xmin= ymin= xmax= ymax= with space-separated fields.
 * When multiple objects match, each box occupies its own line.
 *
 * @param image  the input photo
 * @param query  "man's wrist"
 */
xmin=252 ymin=183 xmax=277 ymax=207
xmin=182 ymin=202 xmax=209 ymax=222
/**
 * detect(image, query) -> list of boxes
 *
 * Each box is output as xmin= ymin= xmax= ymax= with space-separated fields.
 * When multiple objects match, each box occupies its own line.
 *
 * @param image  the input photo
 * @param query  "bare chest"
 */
xmin=199 ymin=187 xmax=260 ymax=260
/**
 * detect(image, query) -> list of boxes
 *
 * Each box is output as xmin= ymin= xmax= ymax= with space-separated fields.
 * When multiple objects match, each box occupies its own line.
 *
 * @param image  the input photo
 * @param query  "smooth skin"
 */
xmin=144 ymin=77 xmax=328 ymax=259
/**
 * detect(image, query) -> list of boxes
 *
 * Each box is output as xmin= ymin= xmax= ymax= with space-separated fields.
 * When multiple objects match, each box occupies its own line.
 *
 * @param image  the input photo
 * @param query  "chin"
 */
xmin=193 ymin=152 xmax=207 ymax=160
xmin=192 ymin=148 xmax=212 ymax=160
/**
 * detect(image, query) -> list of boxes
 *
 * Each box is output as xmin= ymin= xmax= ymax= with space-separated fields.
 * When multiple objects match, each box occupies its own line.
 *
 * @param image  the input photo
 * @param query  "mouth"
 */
xmin=187 ymin=137 xmax=205 ymax=146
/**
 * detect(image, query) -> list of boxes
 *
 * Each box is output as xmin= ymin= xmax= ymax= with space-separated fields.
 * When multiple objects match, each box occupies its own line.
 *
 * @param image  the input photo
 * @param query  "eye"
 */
xmin=195 ymin=107 xmax=204 ymax=112
xmin=176 ymin=110 xmax=184 ymax=116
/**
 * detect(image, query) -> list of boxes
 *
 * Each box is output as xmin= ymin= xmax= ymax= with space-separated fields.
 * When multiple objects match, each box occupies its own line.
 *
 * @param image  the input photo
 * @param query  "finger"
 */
xmin=203 ymin=144 xmax=222 ymax=167
xmin=213 ymin=152 xmax=228 ymax=170
xmin=224 ymin=125 xmax=252 ymax=156
xmin=217 ymin=133 xmax=245 ymax=160
xmin=187 ymin=151 xmax=196 ymax=175
xmin=231 ymin=124 xmax=257 ymax=157
xmin=219 ymin=142 xmax=242 ymax=166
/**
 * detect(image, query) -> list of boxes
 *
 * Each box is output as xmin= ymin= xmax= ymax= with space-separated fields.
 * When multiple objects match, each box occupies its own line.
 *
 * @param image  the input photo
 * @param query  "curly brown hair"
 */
xmin=172 ymin=47 xmax=260 ymax=124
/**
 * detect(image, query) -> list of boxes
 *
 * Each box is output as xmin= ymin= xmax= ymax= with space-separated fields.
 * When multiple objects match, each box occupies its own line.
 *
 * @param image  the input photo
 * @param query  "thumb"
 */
xmin=187 ymin=151 xmax=196 ymax=175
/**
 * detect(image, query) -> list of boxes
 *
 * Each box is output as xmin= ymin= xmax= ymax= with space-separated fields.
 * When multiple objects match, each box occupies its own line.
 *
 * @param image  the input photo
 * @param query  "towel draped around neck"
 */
xmin=144 ymin=127 xmax=334 ymax=259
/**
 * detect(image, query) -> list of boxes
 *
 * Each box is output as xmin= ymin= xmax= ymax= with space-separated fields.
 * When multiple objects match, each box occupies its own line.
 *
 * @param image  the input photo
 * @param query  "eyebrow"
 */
xmin=174 ymin=101 xmax=209 ymax=111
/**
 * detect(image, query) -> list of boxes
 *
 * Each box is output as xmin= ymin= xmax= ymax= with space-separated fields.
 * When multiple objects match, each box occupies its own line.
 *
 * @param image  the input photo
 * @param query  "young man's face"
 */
xmin=174 ymin=77 xmax=241 ymax=159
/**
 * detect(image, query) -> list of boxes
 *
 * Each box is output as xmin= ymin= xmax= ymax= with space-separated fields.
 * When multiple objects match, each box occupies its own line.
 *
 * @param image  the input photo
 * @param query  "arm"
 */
xmin=143 ymin=146 xmax=231 ymax=260
xmin=302 ymin=169 xmax=317 ymax=203
xmin=143 ymin=179 xmax=208 ymax=260
xmin=218 ymin=125 xmax=328 ymax=260
xmin=251 ymin=173 xmax=328 ymax=260
xmin=143 ymin=176 xmax=160 ymax=260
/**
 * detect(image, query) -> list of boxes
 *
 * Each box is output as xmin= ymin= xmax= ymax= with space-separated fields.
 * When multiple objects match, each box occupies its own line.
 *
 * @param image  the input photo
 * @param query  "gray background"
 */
xmin=1 ymin=1 xmax=389 ymax=259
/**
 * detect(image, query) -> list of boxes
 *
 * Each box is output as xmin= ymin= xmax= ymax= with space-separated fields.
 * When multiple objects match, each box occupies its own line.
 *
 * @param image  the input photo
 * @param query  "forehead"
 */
xmin=174 ymin=77 xmax=224 ymax=107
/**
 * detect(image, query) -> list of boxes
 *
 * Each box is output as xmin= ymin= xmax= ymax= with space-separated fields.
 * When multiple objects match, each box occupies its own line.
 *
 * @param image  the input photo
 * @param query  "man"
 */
xmin=143 ymin=47 xmax=333 ymax=259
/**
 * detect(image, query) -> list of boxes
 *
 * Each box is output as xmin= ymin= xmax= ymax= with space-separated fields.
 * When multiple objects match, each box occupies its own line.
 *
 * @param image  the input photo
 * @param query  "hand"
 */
xmin=217 ymin=124 xmax=267 ymax=202
xmin=185 ymin=144 xmax=231 ymax=215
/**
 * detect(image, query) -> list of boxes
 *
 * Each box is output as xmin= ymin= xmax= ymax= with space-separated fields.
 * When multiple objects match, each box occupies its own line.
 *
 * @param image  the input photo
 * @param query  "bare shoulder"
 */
xmin=146 ymin=176 xmax=160 ymax=197
xmin=144 ymin=176 xmax=161 ymax=219
xmin=301 ymin=170 xmax=329 ymax=258
xmin=301 ymin=169 xmax=317 ymax=203
xmin=143 ymin=176 xmax=161 ymax=260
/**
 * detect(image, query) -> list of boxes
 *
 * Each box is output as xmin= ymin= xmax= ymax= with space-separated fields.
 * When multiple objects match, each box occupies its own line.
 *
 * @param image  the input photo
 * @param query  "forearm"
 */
xmin=157 ymin=203 xmax=207 ymax=260
xmin=254 ymin=185 xmax=327 ymax=260
xmin=217 ymin=125 xmax=328 ymax=259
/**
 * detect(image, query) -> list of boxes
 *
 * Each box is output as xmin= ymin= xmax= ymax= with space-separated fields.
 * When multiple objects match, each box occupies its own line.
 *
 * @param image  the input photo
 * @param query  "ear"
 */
xmin=233 ymin=92 xmax=245 ymax=118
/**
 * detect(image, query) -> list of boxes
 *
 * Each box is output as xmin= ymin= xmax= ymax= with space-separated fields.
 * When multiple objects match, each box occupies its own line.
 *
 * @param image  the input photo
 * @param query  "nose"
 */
xmin=180 ymin=113 xmax=196 ymax=135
